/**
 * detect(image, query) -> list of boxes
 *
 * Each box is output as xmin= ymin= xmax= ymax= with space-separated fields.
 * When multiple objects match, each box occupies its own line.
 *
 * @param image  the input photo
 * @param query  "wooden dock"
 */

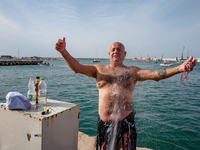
xmin=0 ymin=60 xmax=43 ymax=66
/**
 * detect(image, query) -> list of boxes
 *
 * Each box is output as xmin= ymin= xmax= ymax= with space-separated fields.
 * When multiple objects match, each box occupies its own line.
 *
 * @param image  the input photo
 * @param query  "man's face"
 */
xmin=109 ymin=42 xmax=126 ymax=62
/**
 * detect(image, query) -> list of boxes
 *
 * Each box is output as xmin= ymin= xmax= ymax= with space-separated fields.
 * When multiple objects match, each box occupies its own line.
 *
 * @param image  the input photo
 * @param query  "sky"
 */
xmin=0 ymin=0 xmax=200 ymax=59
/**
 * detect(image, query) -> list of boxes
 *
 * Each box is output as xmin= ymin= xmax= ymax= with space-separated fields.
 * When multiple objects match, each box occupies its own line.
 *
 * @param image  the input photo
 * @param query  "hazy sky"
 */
xmin=0 ymin=0 xmax=200 ymax=58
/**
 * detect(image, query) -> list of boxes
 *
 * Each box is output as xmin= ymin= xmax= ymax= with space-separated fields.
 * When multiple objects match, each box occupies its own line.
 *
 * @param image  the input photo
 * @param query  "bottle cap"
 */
xmin=30 ymin=78 xmax=34 ymax=81
xmin=36 ymin=76 xmax=40 ymax=79
xmin=40 ymin=78 xmax=45 ymax=80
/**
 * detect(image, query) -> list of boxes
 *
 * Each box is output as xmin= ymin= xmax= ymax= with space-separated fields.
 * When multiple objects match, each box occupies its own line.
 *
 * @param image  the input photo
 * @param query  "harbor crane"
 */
xmin=180 ymin=46 xmax=185 ymax=60
xmin=187 ymin=51 xmax=189 ymax=59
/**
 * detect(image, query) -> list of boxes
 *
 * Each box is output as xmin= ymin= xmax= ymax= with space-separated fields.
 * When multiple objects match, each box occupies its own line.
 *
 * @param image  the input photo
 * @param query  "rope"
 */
xmin=180 ymin=56 xmax=197 ymax=85
xmin=180 ymin=62 xmax=190 ymax=85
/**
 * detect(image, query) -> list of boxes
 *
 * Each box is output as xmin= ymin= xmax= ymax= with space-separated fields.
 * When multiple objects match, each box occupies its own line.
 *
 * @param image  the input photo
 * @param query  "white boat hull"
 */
xmin=160 ymin=63 xmax=172 ymax=66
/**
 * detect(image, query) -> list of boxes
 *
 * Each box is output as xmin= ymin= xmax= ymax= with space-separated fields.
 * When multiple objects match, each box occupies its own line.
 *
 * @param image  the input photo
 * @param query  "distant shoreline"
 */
xmin=0 ymin=57 xmax=199 ymax=62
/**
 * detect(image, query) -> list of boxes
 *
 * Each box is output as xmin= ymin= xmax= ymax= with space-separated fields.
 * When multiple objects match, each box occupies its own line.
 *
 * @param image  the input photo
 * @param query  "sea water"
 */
xmin=0 ymin=59 xmax=200 ymax=150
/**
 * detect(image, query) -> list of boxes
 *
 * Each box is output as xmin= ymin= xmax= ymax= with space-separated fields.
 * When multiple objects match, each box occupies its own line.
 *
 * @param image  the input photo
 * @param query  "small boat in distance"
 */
xmin=160 ymin=61 xmax=172 ymax=66
xmin=92 ymin=59 xmax=100 ymax=63
xmin=93 ymin=49 xmax=100 ymax=63
xmin=40 ymin=62 xmax=53 ymax=66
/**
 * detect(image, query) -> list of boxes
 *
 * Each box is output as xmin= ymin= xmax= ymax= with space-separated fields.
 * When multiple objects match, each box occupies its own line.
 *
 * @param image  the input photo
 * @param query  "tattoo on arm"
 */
xmin=125 ymin=102 xmax=134 ymax=111
xmin=156 ymin=69 xmax=167 ymax=77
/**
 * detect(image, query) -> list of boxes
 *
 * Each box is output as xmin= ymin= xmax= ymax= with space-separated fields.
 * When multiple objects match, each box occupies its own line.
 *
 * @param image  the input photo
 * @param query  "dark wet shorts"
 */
xmin=95 ymin=111 xmax=137 ymax=150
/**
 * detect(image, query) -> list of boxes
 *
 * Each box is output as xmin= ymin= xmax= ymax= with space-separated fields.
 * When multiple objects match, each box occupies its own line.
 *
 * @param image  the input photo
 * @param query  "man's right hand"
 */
xmin=55 ymin=37 xmax=66 ymax=53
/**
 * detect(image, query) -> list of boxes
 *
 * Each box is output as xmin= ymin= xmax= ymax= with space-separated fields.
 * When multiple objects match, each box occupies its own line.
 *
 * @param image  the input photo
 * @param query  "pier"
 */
xmin=0 ymin=60 xmax=43 ymax=66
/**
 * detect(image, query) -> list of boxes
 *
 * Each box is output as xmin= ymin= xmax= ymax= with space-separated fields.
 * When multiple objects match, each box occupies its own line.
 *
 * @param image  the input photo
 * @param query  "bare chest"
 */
xmin=96 ymin=68 xmax=135 ymax=90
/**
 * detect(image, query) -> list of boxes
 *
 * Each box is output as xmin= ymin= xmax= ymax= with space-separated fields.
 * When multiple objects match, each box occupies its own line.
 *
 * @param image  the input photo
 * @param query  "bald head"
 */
xmin=110 ymin=42 xmax=125 ymax=52
xmin=109 ymin=42 xmax=126 ymax=63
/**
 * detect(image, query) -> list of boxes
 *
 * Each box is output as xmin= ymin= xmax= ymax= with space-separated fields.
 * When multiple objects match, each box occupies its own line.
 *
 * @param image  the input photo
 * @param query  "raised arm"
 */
xmin=137 ymin=56 xmax=196 ymax=82
xmin=55 ymin=37 xmax=97 ymax=78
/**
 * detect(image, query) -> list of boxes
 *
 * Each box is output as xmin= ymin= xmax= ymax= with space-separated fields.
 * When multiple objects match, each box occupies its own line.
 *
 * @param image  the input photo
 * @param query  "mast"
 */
xmin=161 ymin=54 xmax=164 ymax=61
xmin=18 ymin=49 xmax=20 ymax=59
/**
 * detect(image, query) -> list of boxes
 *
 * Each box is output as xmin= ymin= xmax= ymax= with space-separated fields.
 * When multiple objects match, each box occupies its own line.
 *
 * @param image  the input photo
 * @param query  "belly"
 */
xmin=99 ymin=105 xmax=134 ymax=122
xmin=98 ymin=86 xmax=134 ymax=122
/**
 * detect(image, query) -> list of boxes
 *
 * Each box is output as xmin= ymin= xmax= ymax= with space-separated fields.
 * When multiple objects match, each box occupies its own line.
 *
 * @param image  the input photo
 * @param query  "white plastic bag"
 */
xmin=1 ymin=92 xmax=31 ymax=110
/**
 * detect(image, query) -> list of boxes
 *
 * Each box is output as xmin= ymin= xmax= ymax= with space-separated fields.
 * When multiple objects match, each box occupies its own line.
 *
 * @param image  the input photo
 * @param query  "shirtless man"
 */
xmin=55 ymin=37 xmax=196 ymax=150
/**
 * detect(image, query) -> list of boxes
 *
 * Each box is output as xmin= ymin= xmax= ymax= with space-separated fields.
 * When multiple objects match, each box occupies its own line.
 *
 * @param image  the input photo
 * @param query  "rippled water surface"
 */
xmin=0 ymin=59 xmax=200 ymax=150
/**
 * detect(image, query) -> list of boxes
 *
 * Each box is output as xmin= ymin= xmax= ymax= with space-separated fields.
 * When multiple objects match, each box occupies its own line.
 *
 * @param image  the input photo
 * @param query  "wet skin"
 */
xmin=96 ymin=65 xmax=138 ymax=123
xmin=55 ymin=38 xmax=196 ymax=124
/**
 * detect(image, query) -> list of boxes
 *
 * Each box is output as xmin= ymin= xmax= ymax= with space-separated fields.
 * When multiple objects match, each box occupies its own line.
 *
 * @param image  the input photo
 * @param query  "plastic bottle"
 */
xmin=35 ymin=76 xmax=40 ymax=105
xmin=38 ymin=78 xmax=47 ymax=105
xmin=27 ymin=78 xmax=36 ymax=105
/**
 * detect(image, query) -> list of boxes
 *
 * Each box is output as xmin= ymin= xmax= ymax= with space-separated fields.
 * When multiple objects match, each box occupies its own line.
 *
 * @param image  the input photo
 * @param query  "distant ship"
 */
xmin=92 ymin=59 xmax=100 ymax=63
xmin=132 ymin=57 xmax=151 ymax=61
